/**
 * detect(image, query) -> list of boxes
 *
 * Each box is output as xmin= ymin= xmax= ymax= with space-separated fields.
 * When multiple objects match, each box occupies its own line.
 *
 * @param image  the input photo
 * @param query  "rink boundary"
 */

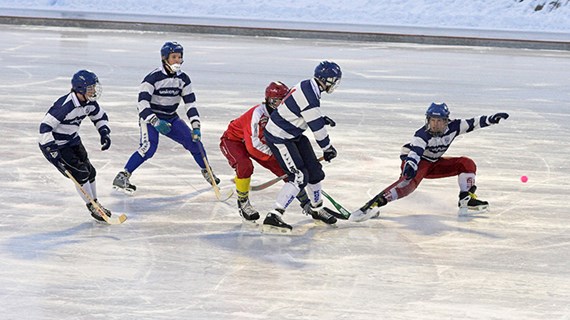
xmin=1 ymin=12 xmax=570 ymax=51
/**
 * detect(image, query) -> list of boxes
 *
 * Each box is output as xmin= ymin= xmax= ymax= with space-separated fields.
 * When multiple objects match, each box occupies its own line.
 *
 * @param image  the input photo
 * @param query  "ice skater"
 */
xmin=38 ymin=69 xmax=113 ymax=222
xmin=261 ymin=61 xmax=342 ymax=233
xmin=113 ymin=41 xmax=219 ymax=194
xmin=351 ymin=102 xmax=509 ymax=221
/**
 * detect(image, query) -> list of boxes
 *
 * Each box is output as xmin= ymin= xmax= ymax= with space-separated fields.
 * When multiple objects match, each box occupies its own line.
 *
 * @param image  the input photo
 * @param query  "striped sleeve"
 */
xmin=138 ymin=77 xmax=156 ymax=122
xmin=180 ymin=73 xmax=200 ymax=123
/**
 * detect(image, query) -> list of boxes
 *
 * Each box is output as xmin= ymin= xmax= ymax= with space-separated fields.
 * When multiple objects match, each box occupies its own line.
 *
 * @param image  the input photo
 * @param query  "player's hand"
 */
xmin=489 ymin=112 xmax=509 ymax=124
xmin=192 ymin=128 xmax=201 ymax=142
xmin=323 ymin=116 xmax=336 ymax=127
xmin=191 ymin=120 xmax=201 ymax=142
xmin=402 ymin=160 xmax=418 ymax=180
xmin=98 ymin=126 xmax=111 ymax=151
xmin=323 ymin=145 xmax=337 ymax=162
xmin=149 ymin=115 xmax=171 ymax=134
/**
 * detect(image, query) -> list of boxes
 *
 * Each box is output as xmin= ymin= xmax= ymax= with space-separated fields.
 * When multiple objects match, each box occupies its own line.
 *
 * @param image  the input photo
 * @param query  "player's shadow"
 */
xmin=4 ymin=222 xmax=120 ymax=259
xmin=381 ymin=214 xmax=502 ymax=239
xmin=199 ymin=220 xmax=331 ymax=269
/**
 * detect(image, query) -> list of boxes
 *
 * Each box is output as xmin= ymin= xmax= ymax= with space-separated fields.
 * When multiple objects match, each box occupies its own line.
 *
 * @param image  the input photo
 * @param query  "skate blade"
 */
xmin=113 ymin=185 xmax=136 ymax=195
xmin=349 ymin=207 xmax=379 ymax=222
xmin=261 ymin=224 xmax=292 ymax=235
xmin=240 ymin=218 xmax=259 ymax=227
xmin=458 ymin=205 xmax=490 ymax=216
xmin=312 ymin=219 xmax=339 ymax=227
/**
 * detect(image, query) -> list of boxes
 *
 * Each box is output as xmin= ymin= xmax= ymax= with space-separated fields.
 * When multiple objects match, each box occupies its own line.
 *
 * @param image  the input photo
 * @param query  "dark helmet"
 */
xmin=425 ymin=102 xmax=450 ymax=136
xmin=71 ymin=69 xmax=101 ymax=102
xmin=314 ymin=61 xmax=342 ymax=93
xmin=425 ymin=102 xmax=450 ymax=119
xmin=161 ymin=41 xmax=184 ymax=60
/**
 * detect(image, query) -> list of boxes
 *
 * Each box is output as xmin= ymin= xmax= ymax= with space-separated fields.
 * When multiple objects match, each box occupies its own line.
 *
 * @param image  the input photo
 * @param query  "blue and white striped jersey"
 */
xmin=265 ymin=78 xmax=331 ymax=150
xmin=38 ymin=92 xmax=109 ymax=148
xmin=401 ymin=115 xmax=494 ymax=163
xmin=137 ymin=66 xmax=199 ymax=124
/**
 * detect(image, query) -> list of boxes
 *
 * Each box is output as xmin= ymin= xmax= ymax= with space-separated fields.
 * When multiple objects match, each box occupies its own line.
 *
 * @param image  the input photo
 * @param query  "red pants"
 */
xmin=386 ymin=156 xmax=476 ymax=201
xmin=219 ymin=138 xmax=285 ymax=179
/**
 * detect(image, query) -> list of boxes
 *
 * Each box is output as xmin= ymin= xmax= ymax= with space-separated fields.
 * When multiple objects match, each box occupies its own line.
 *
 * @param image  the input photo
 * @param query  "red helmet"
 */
xmin=265 ymin=81 xmax=289 ymax=109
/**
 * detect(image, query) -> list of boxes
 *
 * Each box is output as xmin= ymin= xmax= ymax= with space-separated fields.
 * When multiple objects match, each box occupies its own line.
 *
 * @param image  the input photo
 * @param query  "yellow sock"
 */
xmin=235 ymin=177 xmax=251 ymax=201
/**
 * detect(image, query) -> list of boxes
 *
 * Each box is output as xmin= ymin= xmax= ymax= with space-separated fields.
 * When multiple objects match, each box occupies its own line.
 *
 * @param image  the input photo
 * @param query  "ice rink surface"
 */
xmin=0 ymin=25 xmax=569 ymax=320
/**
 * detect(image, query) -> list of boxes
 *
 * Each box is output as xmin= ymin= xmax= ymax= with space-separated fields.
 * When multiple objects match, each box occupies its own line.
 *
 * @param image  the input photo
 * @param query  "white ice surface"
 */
xmin=0 ymin=25 xmax=569 ymax=319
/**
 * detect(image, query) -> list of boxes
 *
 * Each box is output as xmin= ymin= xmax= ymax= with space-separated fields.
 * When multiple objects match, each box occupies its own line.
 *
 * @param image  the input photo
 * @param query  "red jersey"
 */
xmin=222 ymin=103 xmax=273 ymax=162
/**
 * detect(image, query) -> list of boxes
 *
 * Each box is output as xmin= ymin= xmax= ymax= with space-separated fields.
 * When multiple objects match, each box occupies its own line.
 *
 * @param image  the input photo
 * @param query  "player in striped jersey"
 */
xmin=261 ymin=61 xmax=342 ymax=233
xmin=113 ymin=41 xmax=219 ymax=194
xmin=351 ymin=102 xmax=509 ymax=221
xmin=38 ymin=70 xmax=113 ymax=222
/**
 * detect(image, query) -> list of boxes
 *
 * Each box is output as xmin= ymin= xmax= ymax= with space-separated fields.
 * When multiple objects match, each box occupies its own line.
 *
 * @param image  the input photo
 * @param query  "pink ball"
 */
xmin=520 ymin=175 xmax=528 ymax=183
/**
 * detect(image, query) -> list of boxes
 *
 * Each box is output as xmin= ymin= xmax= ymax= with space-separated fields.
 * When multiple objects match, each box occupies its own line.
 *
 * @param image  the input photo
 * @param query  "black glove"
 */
xmin=402 ymin=159 xmax=418 ymax=180
xmin=98 ymin=125 xmax=111 ymax=151
xmin=489 ymin=112 xmax=509 ymax=124
xmin=323 ymin=116 xmax=336 ymax=127
xmin=41 ymin=142 xmax=62 ymax=167
xmin=323 ymin=145 xmax=337 ymax=162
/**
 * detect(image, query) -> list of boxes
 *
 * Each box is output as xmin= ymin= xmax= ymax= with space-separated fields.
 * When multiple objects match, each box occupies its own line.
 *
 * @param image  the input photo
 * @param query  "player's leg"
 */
xmin=113 ymin=119 xmax=159 ymax=193
xmin=220 ymin=138 xmax=260 ymax=221
xmin=297 ymin=136 xmax=336 ymax=225
xmin=168 ymin=117 xmax=220 ymax=184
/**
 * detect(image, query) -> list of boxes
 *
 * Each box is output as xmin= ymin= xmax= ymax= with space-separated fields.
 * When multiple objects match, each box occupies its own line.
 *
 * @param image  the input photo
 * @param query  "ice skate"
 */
xmin=87 ymin=199 xmax=112 ymax=222
xmin=201 ymin=168 xmax=221 ymax=185
xmin=113 ymin=171 xmax=136 ymax=194
xmin=238 ymin=198 xmax=260 ymax=222
xmin=303 ymin=202 xmax=337 ymax=225
xmin=458 ymin=186 xmax=489 ymax=215
xmin=349 ymin=194 xmax=386 ymax=222
xmin=262 ymin=209 xmax=292 ymax=234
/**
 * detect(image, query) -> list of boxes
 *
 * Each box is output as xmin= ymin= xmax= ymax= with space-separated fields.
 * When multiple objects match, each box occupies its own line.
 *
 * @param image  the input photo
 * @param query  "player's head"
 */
xmin=425 ymin=102 xmax=450 ymax=136
xmin=264 ymin=81 xmax=289 ymax=112
xmin=71 ymin=69 xmax=102 ymax=102
xmin=161 ymin=41 xmax=184 ymax=74
xmin=314 ymin=60 xmax=342 ymax=94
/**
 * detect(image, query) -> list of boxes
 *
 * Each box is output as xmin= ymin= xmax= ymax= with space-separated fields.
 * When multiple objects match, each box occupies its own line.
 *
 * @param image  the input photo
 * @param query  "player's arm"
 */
xmin=86 ymin=102 xmax=111 ymax=150
xmin=181 ymin=75 xmax=201 ymax=140
xmin=245 ymin=107 xmax=273 ymax=161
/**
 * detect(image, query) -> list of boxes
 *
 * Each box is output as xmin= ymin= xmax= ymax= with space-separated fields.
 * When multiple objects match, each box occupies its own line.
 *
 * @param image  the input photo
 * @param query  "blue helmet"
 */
xmin=161 ymin=41 xmax=183 ymax=60
xmin=425 ymin=102 xmax=450 ymax=119
xmin=425 ymin=102 xmax=450 ymax=136
xmin=71 ymin=69 xmax=102 ymax=101
xmin=314 ymin=61 xmax=342 ymax=93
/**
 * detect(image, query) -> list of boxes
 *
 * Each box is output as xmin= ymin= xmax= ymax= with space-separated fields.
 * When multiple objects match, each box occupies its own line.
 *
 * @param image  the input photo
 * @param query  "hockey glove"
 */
xmin=149 ymin=115 xmax=171 ymax=135
xmin=191 ymin=120 xmax=201 ymax=142
xmin=41 ymin=142 xmax=62 ymax=167
xmin=402 ymin=159 xmax=418 ymax=180
xmin=323 ymin=145 xmax=337 ymax=162
xmin=98 ymin=125 xmax=111 ymax=151
xmin=323 ymin=116 xmax=336 ymax=127
xmin=489 ymin=112 xmax=509 ymax=124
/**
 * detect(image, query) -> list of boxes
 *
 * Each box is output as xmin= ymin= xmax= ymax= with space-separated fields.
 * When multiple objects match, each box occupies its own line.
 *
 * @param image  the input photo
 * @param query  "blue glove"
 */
xmin=323 ymin=116 xmax=336 ymax=127
xmin=402 ymin=159 xmax=418 ymax=180
xmin=149 ymin=115 xmax=171 ymax=134
xmin=98 ymin=125 xmax=111 ymax=151
xmin=40 ymin=142 xmax=62 ymax=167
xmin=192 ymin=128 xmax=201 ymax=142
xmin=489 ymin=112 xmax=509 ymax=124
xmin=191 ymin=121 xmax=201 ymax=142
xmin=323 ymin=145 xmax=337 ymax=162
